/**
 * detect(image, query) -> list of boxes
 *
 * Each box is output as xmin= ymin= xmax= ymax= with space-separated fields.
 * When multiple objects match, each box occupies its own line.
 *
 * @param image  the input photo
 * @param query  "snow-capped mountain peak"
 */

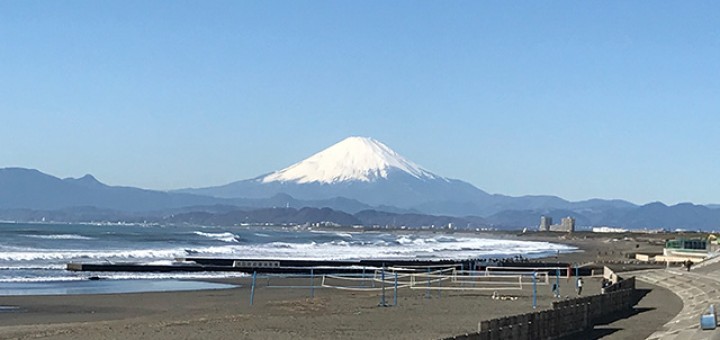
xmin=260 ymin=136 xmax=442 ymax=184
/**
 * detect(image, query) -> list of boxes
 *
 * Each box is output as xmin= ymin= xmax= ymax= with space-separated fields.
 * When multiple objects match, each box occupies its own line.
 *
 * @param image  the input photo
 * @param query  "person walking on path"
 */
xmin=551 ymin=282 xmax=559 ymax=298
xmin=577 ymin=277 xmax=583 ymax=296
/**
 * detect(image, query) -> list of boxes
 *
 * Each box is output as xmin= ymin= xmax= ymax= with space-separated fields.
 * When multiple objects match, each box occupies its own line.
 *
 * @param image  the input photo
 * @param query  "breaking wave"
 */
xmin=193 ymin=231 xmax=239 ymax=243
xmin=0 ymin=272 xmax=249 ymax=283
xmin=0 ymin=235 xmax=575 ymax=263
xmin=23 ymin=234 xmax=94 ymax=240
xmin=0 ymin=224 xmax=577 ymax=283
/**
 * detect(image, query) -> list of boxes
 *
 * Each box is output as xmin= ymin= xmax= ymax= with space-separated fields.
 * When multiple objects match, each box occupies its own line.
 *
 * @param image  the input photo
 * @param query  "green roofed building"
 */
xmin=635 ymin=237 xmax=710 ymax=264
xmin=662 ymin=238 xmax=709 ymax=262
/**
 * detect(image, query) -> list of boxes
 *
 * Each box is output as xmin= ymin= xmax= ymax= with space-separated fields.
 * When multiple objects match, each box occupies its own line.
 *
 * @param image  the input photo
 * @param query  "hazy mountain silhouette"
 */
xmin=2 ymin=165 xmax=719 ymax=230
xmin=0 ymin=168 xmax=224 ymax=211
xmin=178 ymin=137 xmax=637 ymax=217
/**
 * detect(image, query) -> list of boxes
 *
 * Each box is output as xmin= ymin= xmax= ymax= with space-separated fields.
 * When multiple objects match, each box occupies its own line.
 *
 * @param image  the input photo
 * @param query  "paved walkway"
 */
xmin=630 ymin=262 xmax=720 ymax=340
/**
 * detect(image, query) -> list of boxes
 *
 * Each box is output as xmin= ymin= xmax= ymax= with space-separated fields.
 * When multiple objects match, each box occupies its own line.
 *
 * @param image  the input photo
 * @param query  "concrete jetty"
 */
xmin=67 ymin=257 xmax=478 ymax=274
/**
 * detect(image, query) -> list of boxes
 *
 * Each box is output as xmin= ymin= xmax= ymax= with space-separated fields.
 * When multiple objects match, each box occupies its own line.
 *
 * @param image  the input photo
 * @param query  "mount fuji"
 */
xmin=10 ymin=136 xmax=720 ymax=228
xmin=178 ymin=137 xmax=640 ymax=217
xmin=179 ymin=137 xmax=497 ymax=213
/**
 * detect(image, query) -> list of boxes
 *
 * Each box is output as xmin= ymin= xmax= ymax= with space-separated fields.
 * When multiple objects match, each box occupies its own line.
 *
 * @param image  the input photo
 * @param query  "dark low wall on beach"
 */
xmin=443 ymin=277 xmax=637 ymax=340
xmin=603 ymin=276 xmax=635 ymax=294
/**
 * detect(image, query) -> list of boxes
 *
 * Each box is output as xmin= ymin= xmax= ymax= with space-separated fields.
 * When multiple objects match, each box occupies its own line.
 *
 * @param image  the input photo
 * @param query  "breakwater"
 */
xmin=67 ymin=257 xmax=480 ymax=275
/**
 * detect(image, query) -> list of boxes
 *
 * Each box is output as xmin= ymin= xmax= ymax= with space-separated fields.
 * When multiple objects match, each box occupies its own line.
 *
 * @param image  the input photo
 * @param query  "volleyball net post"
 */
xmin=532 ymin=271 xmax=537 ymax=309
xmin=426 ymin=267 xmax=431 ymax=299
xmin=250 ymin=271 xmax=257 ymax=306
xmin=394 ymin=272 xmax=398 ymax=306
xmin=379 ymin=263 xmax=388 ymax=307
xmin=310 ymin=269 xmax=315 ymax=299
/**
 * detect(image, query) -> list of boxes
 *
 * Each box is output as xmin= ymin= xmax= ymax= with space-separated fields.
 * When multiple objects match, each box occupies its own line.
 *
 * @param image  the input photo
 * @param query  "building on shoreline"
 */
xmin=636 ymin=237 xmax=710 ymax=263
xmin=559 ymin=216 xmax=576 ymax=232
xmin=539 ymin=216 xmax=552 ymax=231
xmin=592 ymin=226 xmax=629 ymax=233
xmin=538 ymin=216 xmax=575 ymax=233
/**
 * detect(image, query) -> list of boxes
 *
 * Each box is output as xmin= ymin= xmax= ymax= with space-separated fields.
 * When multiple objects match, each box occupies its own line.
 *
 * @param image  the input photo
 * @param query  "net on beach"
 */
xmin=319 ymin=267 xmax=533 ymax=291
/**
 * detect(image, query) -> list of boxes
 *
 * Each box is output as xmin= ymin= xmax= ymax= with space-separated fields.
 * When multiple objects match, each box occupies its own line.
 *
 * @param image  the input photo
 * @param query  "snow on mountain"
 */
xmin=259 ymin=136 xmax=443 ymax=184
xmin=174 ymin=137 xmax=639 ymax=217
xmin=176 ymin=136 xmax=486 ymax=209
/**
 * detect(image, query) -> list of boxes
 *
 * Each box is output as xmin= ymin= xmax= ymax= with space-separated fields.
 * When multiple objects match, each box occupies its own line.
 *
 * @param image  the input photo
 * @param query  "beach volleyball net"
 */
xmin=319 ymin=266 xmax=547 ymax=291
xmin=484 ymin=266 xmax=570 ymax=279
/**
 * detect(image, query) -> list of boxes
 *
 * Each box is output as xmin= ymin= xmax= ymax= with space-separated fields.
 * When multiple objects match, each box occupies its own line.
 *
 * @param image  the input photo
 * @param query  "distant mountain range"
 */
xmin=176 ymin=137 xmax=637 ymax=216
xmin=1 ymin=136 xmax=719 ymax=230
xmin=178 ymin=137 xmax=497 ymax=211
xmin=0 ymin=168 xmax=221 ymax=211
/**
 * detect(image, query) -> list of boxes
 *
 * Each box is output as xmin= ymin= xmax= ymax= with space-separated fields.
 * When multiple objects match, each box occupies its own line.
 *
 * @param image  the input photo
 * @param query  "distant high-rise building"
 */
xmin=539 ymin=216 xmax=552 ymax=231
xmin=543 ymin=215 xmax=575 ymax=233
xmin=560 ymin=216 xmax=575 ymax=233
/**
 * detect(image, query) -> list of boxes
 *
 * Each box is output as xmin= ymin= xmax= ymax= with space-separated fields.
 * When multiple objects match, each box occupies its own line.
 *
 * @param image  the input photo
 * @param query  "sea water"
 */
xmin=0 ymin=222 xmax=576 ymax=283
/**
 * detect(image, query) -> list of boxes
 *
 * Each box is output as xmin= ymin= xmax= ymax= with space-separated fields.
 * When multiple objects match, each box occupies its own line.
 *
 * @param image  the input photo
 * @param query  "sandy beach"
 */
xmin=0 ymin=232 xmax=683 ymax=340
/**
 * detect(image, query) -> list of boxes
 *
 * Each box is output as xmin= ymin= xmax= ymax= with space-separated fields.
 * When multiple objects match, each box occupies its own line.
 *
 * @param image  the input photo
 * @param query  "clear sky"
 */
xmin=1 ymin=1 xmax=719 ymax=205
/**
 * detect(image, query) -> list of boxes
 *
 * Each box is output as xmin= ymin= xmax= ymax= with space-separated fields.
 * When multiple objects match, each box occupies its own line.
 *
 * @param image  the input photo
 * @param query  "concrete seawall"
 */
xmin=443 ymin=277 xmax=637 ymax=340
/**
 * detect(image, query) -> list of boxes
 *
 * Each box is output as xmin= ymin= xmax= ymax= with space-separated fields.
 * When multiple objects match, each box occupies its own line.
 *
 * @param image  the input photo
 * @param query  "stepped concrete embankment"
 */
xmin=631 ymin=260 xmax=720 ymax=340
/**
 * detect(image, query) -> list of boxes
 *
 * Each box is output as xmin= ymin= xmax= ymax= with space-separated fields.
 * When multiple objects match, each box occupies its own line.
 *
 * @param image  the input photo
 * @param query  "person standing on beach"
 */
xmin=601 ymin=278 xmax=608 ymax=294
xmin=577 ymin=277 xmax=583 ymax=296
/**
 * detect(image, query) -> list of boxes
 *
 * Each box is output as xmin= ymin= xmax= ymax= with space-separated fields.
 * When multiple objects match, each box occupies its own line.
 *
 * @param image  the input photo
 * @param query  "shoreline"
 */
xmin=0 ymin=232 xmax=681 ymax=340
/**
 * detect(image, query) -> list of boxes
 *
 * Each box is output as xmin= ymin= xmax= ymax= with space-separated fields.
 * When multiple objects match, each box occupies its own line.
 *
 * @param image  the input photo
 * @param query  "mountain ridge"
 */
xmin=2 ymin=132 xmax=718 ymax=230
xmin=2 ymin=167 xmax=720 ymax=230
xmin=0 ymin=167 xmax=224 ymax=212
xmin=178 ymin=136 xmax=495 ymax=210
xmin=177 ymin=137 xmax=636 ymax=216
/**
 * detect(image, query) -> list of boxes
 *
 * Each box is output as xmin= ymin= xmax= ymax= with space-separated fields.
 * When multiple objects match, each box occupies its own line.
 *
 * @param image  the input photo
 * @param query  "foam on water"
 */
xmin=0 ymin=248 xmax=191 ymax=261
xmin=0 ymin=223 xmax=577 ymax=283
xmin=0 ymin=235 xmax=573 ymax=263
xmin=310 ymin=230 xmax=353 ymax=238
xmin=193 ymin=231 xmax=239 ymax=243
xmin=0 ymin=280 xmax=237 ymax=296
xmin=0 ymin=306 xmax=20 ymax=312
xmin=0 ymin=271 xmax=249 ymax=283
xmin=23 ymin=234 xmax=94 ymax=240
xmin=0 ymin=264 xmax=66 ymax=270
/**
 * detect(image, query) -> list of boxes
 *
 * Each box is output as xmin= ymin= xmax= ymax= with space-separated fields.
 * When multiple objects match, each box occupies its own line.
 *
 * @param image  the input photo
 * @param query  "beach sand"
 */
xmin=0 ymin=232 xmax=682 ymax=339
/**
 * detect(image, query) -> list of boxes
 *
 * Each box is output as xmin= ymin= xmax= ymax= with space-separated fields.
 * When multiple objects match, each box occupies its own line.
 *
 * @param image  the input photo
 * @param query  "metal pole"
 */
xmin=426 ymin=267 xmax=431 ymax=299
xmin=250 ymin=271 xmax=257 ymax=306
xmin=394 ymin=271 xmax=398 ymax=306
xmin=380 ymin=263 xmax=387 ymax=306
xmin=555 ymin=268 xmax=560 ymax=298
xmin=310 ymin=269 xmax=315 ymax=299
xmin=532 ymin=271 xmax=537 ymax=309
xmin=362 ymin=266 xmax=366 ymax=287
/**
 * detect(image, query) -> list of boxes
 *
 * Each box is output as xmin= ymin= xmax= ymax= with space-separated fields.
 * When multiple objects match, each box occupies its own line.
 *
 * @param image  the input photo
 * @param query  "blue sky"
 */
xmin=1 ymin=1 xmax=719 ymax=205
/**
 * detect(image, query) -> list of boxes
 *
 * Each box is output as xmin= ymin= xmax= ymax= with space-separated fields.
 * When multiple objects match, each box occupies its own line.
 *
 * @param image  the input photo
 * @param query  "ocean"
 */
xmin=0 ymin=222 xmax=576 ymax=283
